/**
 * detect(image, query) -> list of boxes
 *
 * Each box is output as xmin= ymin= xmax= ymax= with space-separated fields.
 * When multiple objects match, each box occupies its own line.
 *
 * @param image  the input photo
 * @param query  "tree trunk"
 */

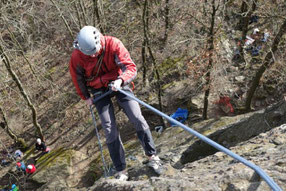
xmin=163 ymin=0 xmax=170 ymax=45
xmin=0 ymin=106 xmax=18 ymax=142
xmin=7 ymin=27 xmax=47 ymax=89
xmin=142 ymin=0 xmax=149 ymax=86
xmin=74 ymin=1 xmax=82 ymax=29
xmin=143 ymin=0 xmax=166 ymax=127
xmin=79 ymin=0 xmax=88 ymax=26
xmin=202 ymin=0 xmax=217 ymax=120
xmin=50 ymin=0 xmax=73 ymax=39
xmin=245 ymin=19 xmax=286 ymax=111
xmin=238 ymin=0 xmax=258 ymax=59
xmin=0 ymin=45 xmax=44 ymax=141
xmin=93 ymin=0 xmax=105 ymax=33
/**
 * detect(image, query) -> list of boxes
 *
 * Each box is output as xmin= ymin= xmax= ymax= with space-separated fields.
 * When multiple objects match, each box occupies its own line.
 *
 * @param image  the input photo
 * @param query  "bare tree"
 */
xmin=142 ymin=0 xmax=149 ymax=86
xmin=245 ymin=19 xmax=286 ymax=111
xmin=0 ymin=44 xmax=44 ymax=141
xmin=0 ymin=105 xmax=18 ymax=142
xmin=79 ymin=0 xmax=88 ymax=26
xmin=142 ymin=0 xmax=165 ymax=127
xmin=74 ymin=1 xmax=83 ymax=29
xmin=202 ymin=0 xmax=220 ymax=120
xmin=163 ymin=0 xmax=170 ymax=45
xmin=50 ymin=0 xmax=73 ymax=39
xmin=93 ymin=0 xmax=105 ymax=33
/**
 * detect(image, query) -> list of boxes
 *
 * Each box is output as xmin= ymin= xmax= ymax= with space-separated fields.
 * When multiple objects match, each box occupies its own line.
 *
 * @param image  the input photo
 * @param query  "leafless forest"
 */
xmin=0 ymin=0 xmax=286 ymax=189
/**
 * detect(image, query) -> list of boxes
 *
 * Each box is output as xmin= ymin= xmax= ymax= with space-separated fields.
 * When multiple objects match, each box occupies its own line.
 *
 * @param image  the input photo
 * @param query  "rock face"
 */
xmin=181 ymin=101 xmax=286 ymax=164
xmin=2 ymin=102 xmax=285 ymax=190
xmin=88 ymin=124 xmax=286 ymax=191
xmin=87 ymin=102 xmax=286 ymax=191
xmin=180 ymin=124 xmax=286 ymax=191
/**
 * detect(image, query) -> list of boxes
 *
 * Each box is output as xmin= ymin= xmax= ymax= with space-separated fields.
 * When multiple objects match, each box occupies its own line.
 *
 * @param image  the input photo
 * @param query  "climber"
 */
xmin=1 ymin=150 xmax=10 ymax=166
xmin=16 ymin=161 xmax=26 ymax=173
xmin=69 ymin=26 xmax=163 ymax=180
xmin=261 ymin=30 xmax=270 ymax=42
xmin=35 ymin=138 xmax=50 ymax=154
xmin=9 ymin=184 xmax=18 ymax=191
xmin=249 ymin=15 xmax=259 ymax=24
xmin=214 ymin=94 xmax=234 ymax=116
xmin=13 ymin=150 xmax=23 ymax=160
xmin=26 ymin=164 xmax=36 ymax=174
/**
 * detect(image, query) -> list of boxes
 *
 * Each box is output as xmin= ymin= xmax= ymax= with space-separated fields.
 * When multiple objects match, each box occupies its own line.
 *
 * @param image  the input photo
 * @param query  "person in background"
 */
xmin=35 ymin=138 xmax=50 ymax=154
xmin=69 ymin=26 xmax=163 ymax=181
xmin=0 ymin=186 xmax=9 ymax=191
xmin=26 ymin=164 xmax=36 ymax=174
xmin=261 ymin=29 xmax=270 ymax=42
xmin=249 ymin=15 xmax=259 ymax=24
xmin=1 ymin=159 xmax=10 ymax=167
xmin=9 ymin=184 xmax=18 ymax=191
xmin=16 ymin=161 xmax=26 ymax=173
xmin=214 ymin=93 xmax=234 ymax=117
xmin=13 ymin=150 xmax=23 ymax=160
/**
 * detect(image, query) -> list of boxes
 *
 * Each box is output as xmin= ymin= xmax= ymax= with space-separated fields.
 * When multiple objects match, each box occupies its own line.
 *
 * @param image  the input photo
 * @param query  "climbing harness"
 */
xmin=113 ymin=87 xmax=282 ymax=191
xmin=89 ymin=88 xmax=113 ymax=178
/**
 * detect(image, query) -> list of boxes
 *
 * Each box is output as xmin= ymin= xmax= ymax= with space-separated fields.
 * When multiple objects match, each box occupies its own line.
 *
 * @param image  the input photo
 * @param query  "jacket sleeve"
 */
xmin=69 ymin=56 xmax=90 ymax=100
xmin=113 ymin=38 xmax=137 ymax=86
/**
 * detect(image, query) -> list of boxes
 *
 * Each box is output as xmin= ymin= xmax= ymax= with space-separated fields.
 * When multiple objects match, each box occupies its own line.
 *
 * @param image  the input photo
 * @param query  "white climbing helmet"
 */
xmin=253 ymin=28 xmax=260 ymax=34
xmin=27 ymin=165 xmax=33 ymax=170
xmin=36 ymin=138 xmax=41 ymax=144
xmin=73 ymin=26 xmax=102 ymax=56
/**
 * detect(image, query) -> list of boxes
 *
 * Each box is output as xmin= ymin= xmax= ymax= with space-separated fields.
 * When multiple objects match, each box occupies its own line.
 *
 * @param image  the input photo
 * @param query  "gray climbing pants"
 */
xmin=93 ymin=89 xmax=156 ymax=171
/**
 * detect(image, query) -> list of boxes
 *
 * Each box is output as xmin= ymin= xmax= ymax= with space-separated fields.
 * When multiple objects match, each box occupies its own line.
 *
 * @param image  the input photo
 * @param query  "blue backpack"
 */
xmin=169 ymin=108 xmax=188 ymax=126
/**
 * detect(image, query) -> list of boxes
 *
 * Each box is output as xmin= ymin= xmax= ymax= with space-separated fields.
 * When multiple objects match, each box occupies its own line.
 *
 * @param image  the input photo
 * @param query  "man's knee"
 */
xmin=105 ymin=128 xmax=119 ymax=144
xmin=132 ymin=115 xmax=149 ymax=131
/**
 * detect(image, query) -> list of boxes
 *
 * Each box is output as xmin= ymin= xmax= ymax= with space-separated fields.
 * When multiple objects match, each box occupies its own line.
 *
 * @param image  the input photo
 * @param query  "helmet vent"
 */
xmin=75 ymin=26 xmax=102 ymax=55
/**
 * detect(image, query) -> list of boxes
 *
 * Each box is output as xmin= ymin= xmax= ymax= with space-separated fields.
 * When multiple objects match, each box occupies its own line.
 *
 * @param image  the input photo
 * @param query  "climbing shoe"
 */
xmin=147 ymin=155 xmax=164 ymax=175
xmin=115 ymin=170 xmax=128 ymax=181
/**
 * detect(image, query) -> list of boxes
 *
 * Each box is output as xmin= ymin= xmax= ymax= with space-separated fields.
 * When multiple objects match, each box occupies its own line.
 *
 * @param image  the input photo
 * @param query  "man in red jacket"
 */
xmin=69 ymin=26 xmax=162 ymax=180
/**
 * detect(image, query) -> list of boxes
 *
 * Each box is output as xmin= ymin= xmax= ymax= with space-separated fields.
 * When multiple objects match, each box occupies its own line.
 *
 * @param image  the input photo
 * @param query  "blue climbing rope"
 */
xmin=116 ymin=88 xmax=282 ymax=191
xmin=89 ymin=105 xmax=108 ymax=178
xmin=89 ymin=89 xmax=113 ymax=178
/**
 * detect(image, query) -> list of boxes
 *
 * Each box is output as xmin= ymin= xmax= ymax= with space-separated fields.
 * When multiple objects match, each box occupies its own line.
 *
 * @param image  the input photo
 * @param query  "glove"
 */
xmin=111 ymin=79 xmax=123 ymax=91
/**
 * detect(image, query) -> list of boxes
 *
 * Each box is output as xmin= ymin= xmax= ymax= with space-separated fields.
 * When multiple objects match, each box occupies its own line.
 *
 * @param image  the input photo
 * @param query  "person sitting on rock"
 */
xmin=35 ymin=138 xmax=50 ymax=154
xmin=249 ymin=15 xmax=259 ymax=24
xmin=26 ymin=164 xmax=36 ymax=174
xmin=16 ymin=161 xmax=26 ymax=173
xmin=1 ymin=158 xmax=10 ymax=167
xmin=9 ymin=184 xmax=18 ymax=191
xmin=13 ymin=150 xmax=23 ymax=160
xmin=214 ymin=94 xmax=234 ymax=116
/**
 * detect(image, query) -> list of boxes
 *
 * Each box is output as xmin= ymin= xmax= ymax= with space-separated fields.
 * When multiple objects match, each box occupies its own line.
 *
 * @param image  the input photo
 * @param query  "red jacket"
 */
xmin=215 ymin=96 xmax=234 ymax=113
xmin=69 ymin=35 xmax=137 ymax=100
xmin=26 ymin=165 xmax=36 ymax=174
